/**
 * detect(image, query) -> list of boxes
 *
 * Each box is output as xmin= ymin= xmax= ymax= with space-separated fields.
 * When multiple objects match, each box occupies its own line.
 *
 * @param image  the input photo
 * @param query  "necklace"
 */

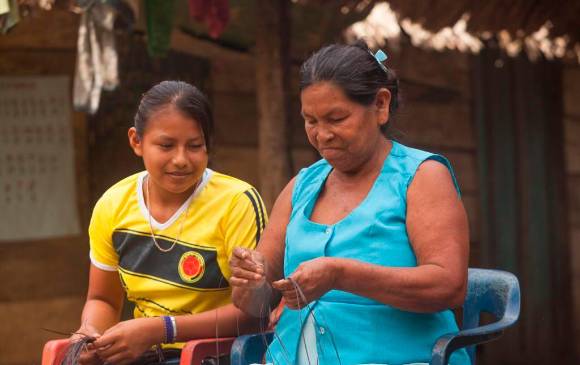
xmin=145 ymin=175 xmax=196 ymax=253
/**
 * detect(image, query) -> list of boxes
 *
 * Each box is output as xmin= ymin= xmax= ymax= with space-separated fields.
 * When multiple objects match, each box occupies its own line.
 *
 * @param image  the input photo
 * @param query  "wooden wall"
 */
xmin=170 ymin=30 xmax=317 ymax=189
xmin=563 ymin=64 xmax=580 ymax=359
xmin=389 ymin=43 xmax=481 ymax=256
xmin=0 ymin=9 xmax=88 ymax=365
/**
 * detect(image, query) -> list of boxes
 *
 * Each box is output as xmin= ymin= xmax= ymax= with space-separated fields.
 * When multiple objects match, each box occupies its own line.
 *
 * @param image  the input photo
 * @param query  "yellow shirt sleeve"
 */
xmin=221 ymin=188 xmax=268 ymax=278
xmin=88 ymin=195 xmax=119 ymax=270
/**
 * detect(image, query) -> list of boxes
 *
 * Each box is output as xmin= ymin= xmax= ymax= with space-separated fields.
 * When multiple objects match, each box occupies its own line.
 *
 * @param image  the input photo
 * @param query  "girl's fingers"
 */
xmin=232 ymin=247 xmax=250 ymax=260
xmin=230 ymin=266 xmax=264 ymax=281
xmin=95 ymin=343 xmax=119 ymax=360
xmin=231 ymin=248 xmax=264 ymax=273
xmin=92 ymin=334 xmax=114 ymax=349
xmin=101 ymin=352 xmax=128 ymax=365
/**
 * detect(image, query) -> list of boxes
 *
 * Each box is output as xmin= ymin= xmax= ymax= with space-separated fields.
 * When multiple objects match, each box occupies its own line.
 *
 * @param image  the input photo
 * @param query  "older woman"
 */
xmin=229 ymin=41 xmax=470 ymax=365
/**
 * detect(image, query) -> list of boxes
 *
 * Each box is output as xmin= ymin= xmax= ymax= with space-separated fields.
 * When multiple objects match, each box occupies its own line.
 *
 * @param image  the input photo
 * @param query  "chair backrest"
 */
xmin=462 ymin=268 xmax=521 ymax=364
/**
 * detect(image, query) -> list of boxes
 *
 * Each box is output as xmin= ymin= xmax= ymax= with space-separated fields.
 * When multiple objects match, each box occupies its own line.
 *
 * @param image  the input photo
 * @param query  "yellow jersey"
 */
xmin=89 ymin=169 xmax=267 ymax=321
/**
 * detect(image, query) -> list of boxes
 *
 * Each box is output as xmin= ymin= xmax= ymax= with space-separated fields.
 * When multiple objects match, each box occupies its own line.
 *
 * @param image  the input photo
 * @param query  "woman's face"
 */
xmin=129 ymin=106 xmax=208 ymax=197
xmin=301 ymin=81 xmax=390 ymax=172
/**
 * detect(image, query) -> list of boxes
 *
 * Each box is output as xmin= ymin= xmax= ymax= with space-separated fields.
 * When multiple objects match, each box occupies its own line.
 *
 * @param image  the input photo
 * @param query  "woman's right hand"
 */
xmin=229 ymin=247 xmax=267 ymax=288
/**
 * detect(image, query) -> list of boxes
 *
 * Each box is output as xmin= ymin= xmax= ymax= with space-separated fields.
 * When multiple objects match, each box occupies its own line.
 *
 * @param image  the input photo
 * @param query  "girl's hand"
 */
xmin=229 ymin=247 xmax=267 ymax=289
xmin=272 ymin=257 xmax=339 ymax=309
xmin=77 ymin=342 xmax=103 ymax=365
xmin=72 ymin=324 xmax=102 ymax=365
xmin=92 ymin=317 xmax=164 ymax=365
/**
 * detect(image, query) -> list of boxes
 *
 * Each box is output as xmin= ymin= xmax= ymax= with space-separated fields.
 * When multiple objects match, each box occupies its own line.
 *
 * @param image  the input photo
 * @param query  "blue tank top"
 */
xmin=267 ymin=141 xmax=470 ymax=365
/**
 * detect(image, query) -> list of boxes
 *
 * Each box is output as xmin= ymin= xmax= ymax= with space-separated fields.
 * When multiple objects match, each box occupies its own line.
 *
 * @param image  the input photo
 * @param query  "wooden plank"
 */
xmin=0 ymin=237 xmax=88 ymax=302
xmin=571 ymin=227 xmax=580 ymax=361
xmin=395 ymin=101 xmax=475 ymax=149
xmin=211 ymin=145 xmax=260 ymax=188
xmin=563 ymin=66 xmax=580 ymax=118
xmin=170 ymin=29 xmax=255 ymax=94
xmin=569 ymin=175 xmax=580 ymax=227
xmin=565 ymin=118 xmax=580 ymax=174
xmin=212 ymin=92 xmax=259 ymax=145
xmin=0 ymin=296 xmax=85 ymax=365
xmin=0 ymin=50 xmax=76 ymax=75
xmin=389 ymin=42 xmax=470 ymax=96
xmin=462 ymin=193 xmax=480 ymax=243
xmin=442 ymin=151 xmax=478 ymax=194
xmin=211 ymin=145 xmax=317 ymax=193
xmin=0 ymin=9 xmax=78 ymax=51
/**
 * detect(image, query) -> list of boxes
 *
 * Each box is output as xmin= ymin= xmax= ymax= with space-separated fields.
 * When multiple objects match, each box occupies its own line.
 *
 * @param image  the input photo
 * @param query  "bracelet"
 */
xmin=162 ymin=316 xmax=175 ymax=343
xmin=170 ymin=316 xmax=177 ymax=342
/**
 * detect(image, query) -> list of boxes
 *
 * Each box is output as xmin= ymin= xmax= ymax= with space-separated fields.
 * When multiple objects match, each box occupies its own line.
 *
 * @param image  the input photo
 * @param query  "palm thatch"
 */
xmin=340 ymin=0 xmax=580 ymax=62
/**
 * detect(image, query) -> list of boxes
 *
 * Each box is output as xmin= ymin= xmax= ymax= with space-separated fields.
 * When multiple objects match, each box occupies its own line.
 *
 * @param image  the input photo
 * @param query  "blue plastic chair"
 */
xmin=230 ymin=268 xmax=521 ymax=365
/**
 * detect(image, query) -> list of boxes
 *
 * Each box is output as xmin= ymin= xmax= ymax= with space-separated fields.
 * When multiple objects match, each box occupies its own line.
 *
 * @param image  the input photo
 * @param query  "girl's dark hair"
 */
xmin=300 ymin=40 xmax=400 ymax=136
xmin=134 ymin=81 xmax=214 ymax=152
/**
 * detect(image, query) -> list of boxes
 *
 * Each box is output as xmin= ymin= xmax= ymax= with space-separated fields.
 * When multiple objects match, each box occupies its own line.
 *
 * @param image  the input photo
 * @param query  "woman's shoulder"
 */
xmin=391 ymin=142 xmax=460 ymax=193
xmin=392 ymin=141 xmax=439 ymax=162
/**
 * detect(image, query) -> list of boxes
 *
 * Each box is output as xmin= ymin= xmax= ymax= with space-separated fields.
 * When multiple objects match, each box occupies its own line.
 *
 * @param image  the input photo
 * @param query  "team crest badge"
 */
xmin=178 ymin=251 xmax=205 ymax=283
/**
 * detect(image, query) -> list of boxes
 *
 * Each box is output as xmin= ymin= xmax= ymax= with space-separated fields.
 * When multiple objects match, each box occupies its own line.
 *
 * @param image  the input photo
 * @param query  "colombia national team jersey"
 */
xmin=89 ymin=169 xmax=267 ymax=321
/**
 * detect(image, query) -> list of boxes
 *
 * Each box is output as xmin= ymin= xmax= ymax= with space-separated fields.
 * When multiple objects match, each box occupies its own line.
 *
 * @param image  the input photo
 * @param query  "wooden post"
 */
xmin=255 ymin=0 xmax=292 ymax=210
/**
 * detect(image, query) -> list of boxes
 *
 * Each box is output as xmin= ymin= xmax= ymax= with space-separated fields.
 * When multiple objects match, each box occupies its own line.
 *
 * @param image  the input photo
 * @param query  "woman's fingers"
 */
xmin=273 ymin=277 xmax=312 ymax=309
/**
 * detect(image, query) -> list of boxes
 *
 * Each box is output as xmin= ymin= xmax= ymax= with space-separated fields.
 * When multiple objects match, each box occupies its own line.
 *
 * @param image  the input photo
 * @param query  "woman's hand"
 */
xmin=92 ymin=317 xmax=164 ymax=365
xmin=272 ymin=257 xmax=339 ymax=309
xmin=229 ymin=247 xmax=267 ymax=289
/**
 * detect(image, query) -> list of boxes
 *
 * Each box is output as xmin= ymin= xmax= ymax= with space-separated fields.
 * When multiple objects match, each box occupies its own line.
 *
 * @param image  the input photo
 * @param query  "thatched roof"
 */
xmin=343 ymin=0 xmax=580 ymax=62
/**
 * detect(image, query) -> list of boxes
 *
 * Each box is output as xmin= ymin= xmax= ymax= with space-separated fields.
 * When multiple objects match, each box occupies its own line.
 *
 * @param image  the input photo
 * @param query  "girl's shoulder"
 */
xmin=204 ymin=169 xmax=259 ymax=198
xmin=96 ymin=171 xmax=143 ymax=206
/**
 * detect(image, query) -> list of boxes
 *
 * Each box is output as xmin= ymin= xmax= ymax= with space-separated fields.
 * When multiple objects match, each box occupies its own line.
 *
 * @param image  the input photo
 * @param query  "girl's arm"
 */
xmin=92 ymin=303 xmax=263 ymax=365
xmin=76 ymin=264 xmax=124 ymax=365
xmin=78 ymin=264 xmax=125 ymax=336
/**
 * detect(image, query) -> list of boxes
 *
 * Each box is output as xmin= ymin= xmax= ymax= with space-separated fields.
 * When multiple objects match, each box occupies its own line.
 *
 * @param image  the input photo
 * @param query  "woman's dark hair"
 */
xmin=300 ymin=40 xmax=400 ymax=136
xmin=134 ymin=81 xmax=214 ymax=152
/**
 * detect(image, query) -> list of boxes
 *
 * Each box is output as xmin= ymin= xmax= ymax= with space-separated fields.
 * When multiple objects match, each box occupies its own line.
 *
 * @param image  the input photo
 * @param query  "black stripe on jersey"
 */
xmin=243 ymin=190 xmax=262 ymax=244
xmin=112 ymin=230 xmax=229 ymax=290
xmin=250 ymin=188 xmax=266 ymax=232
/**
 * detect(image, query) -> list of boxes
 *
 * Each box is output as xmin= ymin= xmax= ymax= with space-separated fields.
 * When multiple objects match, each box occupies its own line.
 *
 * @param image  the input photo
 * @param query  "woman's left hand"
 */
xmin=272 ymin=257 xmax=339 ymax=309
xmin=92 ymin=317 xmax=164 ymax=365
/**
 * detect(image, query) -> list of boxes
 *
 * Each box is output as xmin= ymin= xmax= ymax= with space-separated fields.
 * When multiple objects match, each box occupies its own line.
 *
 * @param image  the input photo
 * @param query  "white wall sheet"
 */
xmin=0 ymin=76 xmax=80 ymax=240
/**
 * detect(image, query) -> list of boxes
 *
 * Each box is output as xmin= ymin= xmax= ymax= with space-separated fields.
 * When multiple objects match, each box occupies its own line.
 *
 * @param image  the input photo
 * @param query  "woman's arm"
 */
xmin=229 ymin=178 xmax=295 ymax=316
xmin=276 ymin=160 xmax=469 ymax=313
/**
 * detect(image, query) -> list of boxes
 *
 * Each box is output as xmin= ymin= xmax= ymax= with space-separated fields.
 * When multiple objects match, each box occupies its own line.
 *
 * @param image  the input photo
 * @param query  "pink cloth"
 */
xmin=188 ymin=0 xmax=229 ymax=38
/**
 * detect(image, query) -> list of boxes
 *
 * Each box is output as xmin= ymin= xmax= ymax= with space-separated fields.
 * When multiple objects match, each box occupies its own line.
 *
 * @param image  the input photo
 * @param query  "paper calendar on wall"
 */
xmin=0 ymin=76 xmax=80 ymax=241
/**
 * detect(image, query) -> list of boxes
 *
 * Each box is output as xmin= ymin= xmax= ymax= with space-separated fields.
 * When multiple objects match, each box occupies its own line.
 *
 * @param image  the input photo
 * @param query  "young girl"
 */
xmin=76 ymin=81 xmax=266 ymax=365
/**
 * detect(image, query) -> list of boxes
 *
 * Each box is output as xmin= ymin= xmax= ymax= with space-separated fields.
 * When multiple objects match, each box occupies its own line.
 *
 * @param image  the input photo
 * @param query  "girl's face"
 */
xmin=129 ymin=106 xmax=208 ymax=199
xmin=300 ymin=81 xmax=390 ymax=172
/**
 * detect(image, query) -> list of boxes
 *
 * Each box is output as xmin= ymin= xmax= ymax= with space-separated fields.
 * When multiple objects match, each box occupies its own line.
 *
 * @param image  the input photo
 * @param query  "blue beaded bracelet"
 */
xmin=162 ymin=316 xmax=175 ymax=343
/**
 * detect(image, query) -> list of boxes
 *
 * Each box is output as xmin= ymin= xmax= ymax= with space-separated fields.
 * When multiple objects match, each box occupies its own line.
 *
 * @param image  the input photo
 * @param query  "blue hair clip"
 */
xmin=374 ymin=49 xmax=388 ymax=62
xmin=373 ymin=49 xmax=389 ymax=73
